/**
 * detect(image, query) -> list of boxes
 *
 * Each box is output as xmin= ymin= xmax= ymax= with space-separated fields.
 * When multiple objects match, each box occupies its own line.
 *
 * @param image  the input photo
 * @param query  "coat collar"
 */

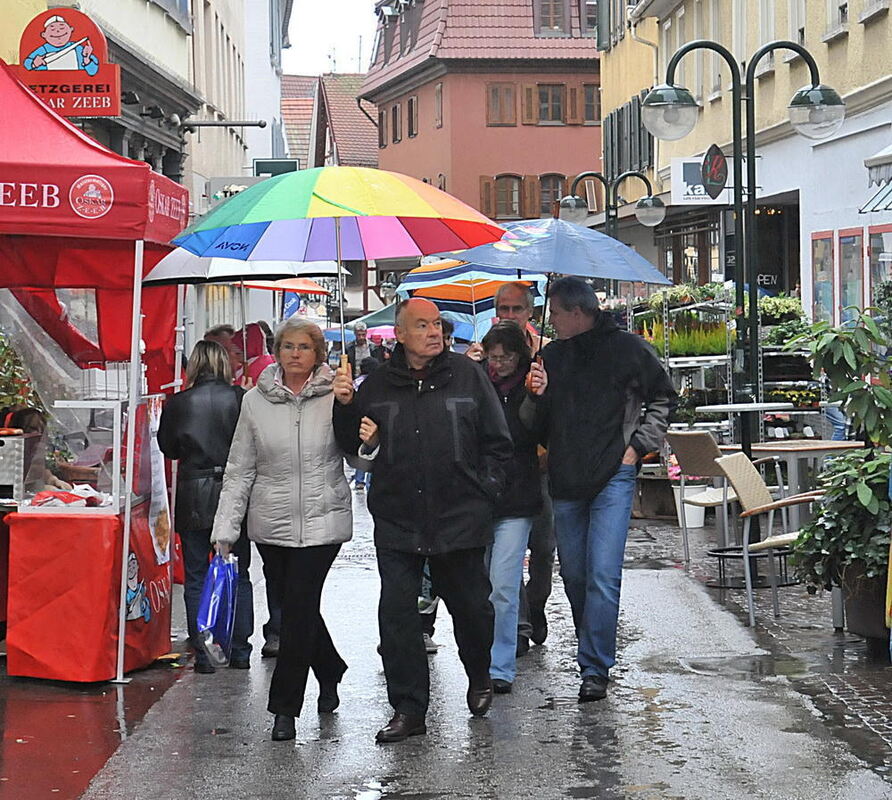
xmin=257 ymin=363 xmax=334 ymax=403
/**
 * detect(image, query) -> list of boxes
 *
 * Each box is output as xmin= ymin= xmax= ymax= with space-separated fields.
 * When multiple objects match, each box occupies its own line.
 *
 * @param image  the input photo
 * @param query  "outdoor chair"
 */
xmin=665 ymin=431 xmax=786 ymax=562
xmin=715 ymin=452 xmax=824 ymax=627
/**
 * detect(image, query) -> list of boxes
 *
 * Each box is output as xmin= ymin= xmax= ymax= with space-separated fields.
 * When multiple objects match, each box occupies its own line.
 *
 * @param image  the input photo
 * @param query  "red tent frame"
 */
xmin=0 ymin=59 xmax=189 ymax=682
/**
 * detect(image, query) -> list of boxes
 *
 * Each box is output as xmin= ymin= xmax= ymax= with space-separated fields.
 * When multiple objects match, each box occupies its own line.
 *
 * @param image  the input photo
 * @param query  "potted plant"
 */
xmin=789 ymin=307 xmax=892 ymax=641
xmin=666 ymin=454 xmax=710 ymax=528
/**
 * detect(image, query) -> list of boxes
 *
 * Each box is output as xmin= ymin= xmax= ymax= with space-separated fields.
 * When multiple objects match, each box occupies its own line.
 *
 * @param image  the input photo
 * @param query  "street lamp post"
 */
xmin=641 ymin=38 xmax=845 ymax=455
xmin=559 ymin=170 xmax=667 ymax=238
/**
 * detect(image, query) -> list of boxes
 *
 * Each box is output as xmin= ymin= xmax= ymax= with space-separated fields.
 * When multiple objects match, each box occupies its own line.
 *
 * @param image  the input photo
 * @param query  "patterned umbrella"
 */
xmin=396 ymin=259 xmax=548 ymax=341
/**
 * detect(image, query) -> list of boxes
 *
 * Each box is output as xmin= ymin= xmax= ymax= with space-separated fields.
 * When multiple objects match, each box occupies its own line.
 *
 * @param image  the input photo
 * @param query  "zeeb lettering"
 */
xmin=0 ymin=182 xmax=61 ymax=208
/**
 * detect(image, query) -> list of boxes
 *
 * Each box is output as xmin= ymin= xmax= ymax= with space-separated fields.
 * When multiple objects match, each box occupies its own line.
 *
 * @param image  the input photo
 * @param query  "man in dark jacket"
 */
xmin=345 ymin=321 xmax=386 ymax=374
xmin=333 ymin=298 xmax=513 ymax=743
xmin=523 ymin=277 xmax=677 ymax=702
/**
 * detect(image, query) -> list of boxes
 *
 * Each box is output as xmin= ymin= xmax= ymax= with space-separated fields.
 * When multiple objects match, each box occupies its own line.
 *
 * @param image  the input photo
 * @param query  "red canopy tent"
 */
xmin=0 ymin=59 xmax=189 ymax=682
xmin=0 ymin=59 xmax=188 ymax=390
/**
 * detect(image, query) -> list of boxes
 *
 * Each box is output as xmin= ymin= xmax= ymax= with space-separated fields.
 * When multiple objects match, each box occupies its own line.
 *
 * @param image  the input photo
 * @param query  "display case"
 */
xmin=17 ymin=399 xmax=148 ymax=515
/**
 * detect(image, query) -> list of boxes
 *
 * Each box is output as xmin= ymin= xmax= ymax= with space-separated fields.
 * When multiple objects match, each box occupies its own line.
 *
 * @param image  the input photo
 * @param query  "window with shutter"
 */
xmin=535 ymin=0 xmax=572 ymax=35
xmin=567 ymin=84 xmax=583 ymax=125
xmin=584 ymin=84 xmax=600 ymax=123
xmin=539 ymin=174 xmax=564 ymax=217
xmin=630 ymin=96 xmax=641 ymax=170
xmin=538 ymin=84 xmax=565 ymax=124
xmin=434 ymin=82 xmax=443 ymax=128
xmin=596 ymin=0 xmax=611 ymax=49
xmin=378 ymin=108 xmax=387 ymax=148
xmin=580 ymin=0 xmax=599 ymax=36
xmin=408 ymin=96 xmax=419 ymax=137
xmin=392 ymin=104 xmax=402 ymax=143
xmin=494 ymin=175 xmax=522 ymax=219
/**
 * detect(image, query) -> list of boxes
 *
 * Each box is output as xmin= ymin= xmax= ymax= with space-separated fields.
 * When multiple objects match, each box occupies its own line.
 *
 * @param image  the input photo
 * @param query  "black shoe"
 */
xmin=271 ymin=714 xmax=296 ymax=741
xmin=375 ymin=712 xmax=427 ymax=743
xmin=516 ymin=635 xmax=530 ymax=657
xmin=530 ymin=607 xmax=548 ymax=645
xmin=229 ymin=658 xmax=250 ymax=669
xmin=261 ymin=635 xmax=279 ymax=658
xmin=492 ymin=678 xmax=513 ymax=694
xmin=578 ymin=676 xmax=608 ymax=702
xmin=194 ymin=661 xmax=215 ymax=674
xmin=318 ymin=681 xmax=340 ymax=713
xmin=467 ymin=679 xmax=493 ymax=716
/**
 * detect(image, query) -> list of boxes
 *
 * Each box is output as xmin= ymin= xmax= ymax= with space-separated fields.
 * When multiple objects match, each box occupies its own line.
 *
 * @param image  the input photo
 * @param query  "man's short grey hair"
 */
xmin=548 ymin=276 xmax=599 ymax=317
xmin=353 ymin=321 xmax=367 ymax=332
xmin=494 ymin=282 xmax=534 ymax=311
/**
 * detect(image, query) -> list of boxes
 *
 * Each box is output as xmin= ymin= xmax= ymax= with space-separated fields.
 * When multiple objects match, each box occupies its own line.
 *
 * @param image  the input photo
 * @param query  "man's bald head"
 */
xmin=395 ymin=299 xmax=443 ymax=368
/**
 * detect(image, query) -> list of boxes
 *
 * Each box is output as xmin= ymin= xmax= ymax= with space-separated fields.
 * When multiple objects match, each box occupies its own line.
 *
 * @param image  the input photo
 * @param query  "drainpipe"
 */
xmin=628 ymin=6 xmax=663 ymax=193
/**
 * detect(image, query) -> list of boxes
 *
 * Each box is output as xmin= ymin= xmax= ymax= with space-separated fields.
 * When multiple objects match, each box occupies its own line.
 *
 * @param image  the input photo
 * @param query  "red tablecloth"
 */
xmin=4 ymin=502 xmax=171 ymax=682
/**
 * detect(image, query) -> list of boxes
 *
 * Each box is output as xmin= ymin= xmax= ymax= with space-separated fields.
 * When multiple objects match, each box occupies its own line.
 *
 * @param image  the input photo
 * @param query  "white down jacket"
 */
xmin=211 ymin=363 xmax=353 ymax=548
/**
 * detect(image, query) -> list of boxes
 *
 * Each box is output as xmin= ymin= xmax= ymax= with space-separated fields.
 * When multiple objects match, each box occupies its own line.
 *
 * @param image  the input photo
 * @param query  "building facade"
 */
xmin=361 ymin=0 xmax=602 ymax=220
xmin=602 ymin=0 xmax=892 ymax=323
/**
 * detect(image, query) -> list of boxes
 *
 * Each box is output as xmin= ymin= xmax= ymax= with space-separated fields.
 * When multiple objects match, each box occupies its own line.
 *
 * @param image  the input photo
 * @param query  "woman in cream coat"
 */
xmin=212 ymin=317 xmax=355 ymax=742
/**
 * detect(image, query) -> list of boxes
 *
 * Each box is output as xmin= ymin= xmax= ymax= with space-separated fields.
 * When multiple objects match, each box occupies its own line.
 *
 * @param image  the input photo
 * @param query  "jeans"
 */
xmin=552 ymin=464 xmax=638 ymax=680
xmin=825 ymin=405 xmax=848 ymax=441
xmin=256 ymin=542 xmax=346 ymax=717
xmin=486 ymin=517 xmax=533 ymax=682
xmin=353 ymin=469 xmax=370 ymax=487
xmin=377 ymin=547 xmax=493 ymax=718
xmin=181 ymin=527 xmax=254 ymax=664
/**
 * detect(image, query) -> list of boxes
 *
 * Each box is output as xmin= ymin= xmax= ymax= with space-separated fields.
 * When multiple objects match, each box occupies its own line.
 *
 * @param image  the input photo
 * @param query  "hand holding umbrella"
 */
xmin=333 ymin=361 xmax=354 ymax=405
xmin=526 ymin=357 xmax=548 ymax=396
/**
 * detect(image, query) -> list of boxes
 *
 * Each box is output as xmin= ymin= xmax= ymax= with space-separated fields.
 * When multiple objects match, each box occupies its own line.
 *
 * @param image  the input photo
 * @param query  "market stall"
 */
xmin=0 ymin=59 xmax=188 ymax=682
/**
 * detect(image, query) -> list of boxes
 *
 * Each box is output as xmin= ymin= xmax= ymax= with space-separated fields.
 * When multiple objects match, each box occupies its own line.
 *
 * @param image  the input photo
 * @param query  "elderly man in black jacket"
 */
xmin=333 ymin=298 xmax=514 ymax=744
xmin=523 ymin=277 xmax=677 ymax=703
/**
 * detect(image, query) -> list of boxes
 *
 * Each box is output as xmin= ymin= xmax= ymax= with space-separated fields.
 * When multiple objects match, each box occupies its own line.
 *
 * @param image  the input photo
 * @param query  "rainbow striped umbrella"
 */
xmin=172 ymin=167 xmax=503 ymax=345
xmin=173 ymin=167 xmax=503 ymax=262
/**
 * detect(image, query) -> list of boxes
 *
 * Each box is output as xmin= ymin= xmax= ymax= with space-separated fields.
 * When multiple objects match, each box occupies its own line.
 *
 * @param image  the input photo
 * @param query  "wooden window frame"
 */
xmin=486 ymin=82 xmax=517 ymax=127
xmin=534 ymin=0 xmax=572 ymax=36
xmin=539 ymin=173 xmax=565 ymax=217
xmin=407 ymin=95 xmax=419 ymax=137
xmin=537 ymin=83 xmax=566 ymax=125
xmin=579 ymin=0 xmax=598 ymax=37
xmin=494 ymin=174 xmax=523 ymax=220
xmin=583 ymin=83 xmax=601 ymax=124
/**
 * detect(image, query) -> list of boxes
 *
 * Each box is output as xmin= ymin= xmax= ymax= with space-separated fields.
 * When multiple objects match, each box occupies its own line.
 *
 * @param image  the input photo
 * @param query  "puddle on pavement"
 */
xmin=624 ymin=558 xmax=678 ymax=571
xmin=679 ymin=653 xmax=811 ymax=680
xmin=539 ymin=696 xmax=581 ymax=710
xmin=353 ymin=779 xmax=450 ymax=800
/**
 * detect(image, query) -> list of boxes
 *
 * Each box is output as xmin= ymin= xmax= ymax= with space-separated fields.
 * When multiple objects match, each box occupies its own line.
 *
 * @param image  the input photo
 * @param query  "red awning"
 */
xmin=0 ymin=59 xmax=189 ymax=391
xmin=0 ymin=59 xmax=188 ymax=246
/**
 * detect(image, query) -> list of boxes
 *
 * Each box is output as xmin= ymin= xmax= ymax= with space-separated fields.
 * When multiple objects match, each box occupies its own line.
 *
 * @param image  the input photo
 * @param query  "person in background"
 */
xmin=441 ymin=318 xmax=455 ymax=352
xmin=333 ymin=298 xmax=513 ymax=744
xmin=157 ymin=340 xmax=254 ymax=674
xmin=235 ymin=322 xmax=276 ymax=385
xmin=203 ymin=324 xmax=241 ymax=377
xmin=481 ymin=322 xmax=543 ymax=694
xmin=211 ymin=317 xmax=358 ymax=742
xmin=522 ymin=277 xmax=676 ymax=702
xmin=346 ymin=321 xmax=386 ymax=374
xmin=257 ymin=319 xmax=275 ymax=355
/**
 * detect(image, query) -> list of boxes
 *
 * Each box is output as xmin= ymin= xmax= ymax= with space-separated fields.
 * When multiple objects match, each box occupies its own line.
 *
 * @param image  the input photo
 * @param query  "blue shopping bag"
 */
xmin=196 ymin=553 xmax=238 ymax=666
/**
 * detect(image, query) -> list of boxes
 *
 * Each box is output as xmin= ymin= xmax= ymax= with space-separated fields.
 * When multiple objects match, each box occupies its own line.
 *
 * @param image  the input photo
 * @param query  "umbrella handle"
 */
xmin=339 ymin=354 xmax=349 ymax=374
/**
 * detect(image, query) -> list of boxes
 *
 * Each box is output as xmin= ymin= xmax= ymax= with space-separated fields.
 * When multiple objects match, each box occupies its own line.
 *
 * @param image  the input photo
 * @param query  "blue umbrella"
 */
xmin=449 ymin=218 xmax=672 ymax=286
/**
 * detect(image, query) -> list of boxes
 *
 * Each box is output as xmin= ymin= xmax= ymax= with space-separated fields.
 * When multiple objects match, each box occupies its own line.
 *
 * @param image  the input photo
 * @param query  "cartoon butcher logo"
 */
xmin=23 ymin=14 xmax=99 ymax=76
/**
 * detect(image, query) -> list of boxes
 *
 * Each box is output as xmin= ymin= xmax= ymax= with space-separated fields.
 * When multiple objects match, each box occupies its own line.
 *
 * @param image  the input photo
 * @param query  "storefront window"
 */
xmin=839 ymin=231 xmax=863 ymax=323
xmin=811 ymin=236 xmax=834 ymax=323
xmin=869 ymin=226 xmax=892 ymax=302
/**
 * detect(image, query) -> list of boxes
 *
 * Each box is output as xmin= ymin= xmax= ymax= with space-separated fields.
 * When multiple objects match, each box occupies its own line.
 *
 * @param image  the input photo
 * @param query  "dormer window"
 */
xmin=535 ymin=0 xmax=571 ymax=36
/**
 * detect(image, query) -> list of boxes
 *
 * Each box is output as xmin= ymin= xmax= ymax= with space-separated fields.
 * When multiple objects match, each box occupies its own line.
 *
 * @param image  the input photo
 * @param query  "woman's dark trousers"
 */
xmin=256 ymin=542 xmax=347 ymax=717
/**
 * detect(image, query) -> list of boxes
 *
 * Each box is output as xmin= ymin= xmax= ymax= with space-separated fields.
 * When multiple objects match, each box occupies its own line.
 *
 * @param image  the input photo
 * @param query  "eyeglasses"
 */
xmin=496 ymin=304 xmax=529 ymax=315
xmin=487 ymin=352 xmax=519 ymax=363
xmin=280 ymin=343 xmax=314 ymax=353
